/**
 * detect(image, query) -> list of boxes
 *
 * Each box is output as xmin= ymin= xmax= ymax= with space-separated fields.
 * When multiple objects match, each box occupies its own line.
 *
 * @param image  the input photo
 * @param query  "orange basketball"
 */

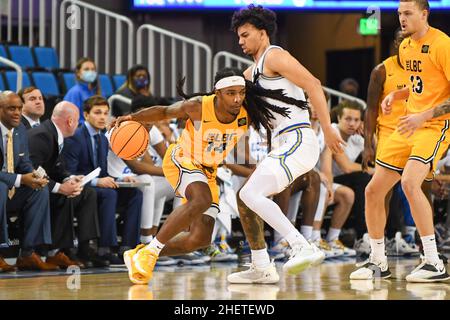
xmin=110 ymin=121 xmax=149 ymax=160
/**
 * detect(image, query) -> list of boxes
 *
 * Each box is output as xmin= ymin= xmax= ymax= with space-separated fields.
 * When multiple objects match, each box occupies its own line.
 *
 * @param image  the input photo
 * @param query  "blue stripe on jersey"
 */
xmin=268 ymin=128 xmax=303 ymax=183
xmin=276 ymin=122 xmax=311 ymax=137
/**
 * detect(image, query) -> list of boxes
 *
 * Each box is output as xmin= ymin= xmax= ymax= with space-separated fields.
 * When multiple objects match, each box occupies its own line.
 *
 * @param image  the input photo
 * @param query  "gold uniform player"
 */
xmin=162 ymin=93 xmax=248 ymax=214
xmin=364 ymin=29 xmax=409 ymax=174
xmin=113 ymin=67 xmax=301 ymax=284
xmin=377 ymin=56 xmax=407 ymax=156
xmin=351 ymin=0 xmax=450 ymax=282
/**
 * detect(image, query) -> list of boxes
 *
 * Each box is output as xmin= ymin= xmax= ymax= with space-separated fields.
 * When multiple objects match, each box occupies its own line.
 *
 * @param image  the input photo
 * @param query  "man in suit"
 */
xmin=0 ymin=91 xmax=57 ymax=272
xmin=63 ymin=95 xmax=143 ymax=266
xmin=18 ymin=87 xmax=45 ymax=129
xmin=27 ymin=101 xmax=107 ymax=268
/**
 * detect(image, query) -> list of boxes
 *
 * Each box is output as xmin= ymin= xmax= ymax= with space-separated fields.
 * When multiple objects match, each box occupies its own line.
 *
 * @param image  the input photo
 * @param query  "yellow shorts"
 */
xmin=375 ymin=128 xmax=395 ymax=160
xmin=376 ymin=120 xmax=450 ymax=181
xmin=162 ymin=144 xmax=220 ymax=218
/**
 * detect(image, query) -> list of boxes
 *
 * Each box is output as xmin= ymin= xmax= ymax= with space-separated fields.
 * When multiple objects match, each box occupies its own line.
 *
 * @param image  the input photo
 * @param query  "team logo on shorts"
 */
xmin=238 ymin=118 xmax=247 ymax=127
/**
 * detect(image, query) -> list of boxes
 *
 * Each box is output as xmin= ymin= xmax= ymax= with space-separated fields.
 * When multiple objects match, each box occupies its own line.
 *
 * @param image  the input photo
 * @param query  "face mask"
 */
xmin=81 ymin=70 xmax=97 ymax=83
xmin=134 ymin=77 xmax=149 ymax=89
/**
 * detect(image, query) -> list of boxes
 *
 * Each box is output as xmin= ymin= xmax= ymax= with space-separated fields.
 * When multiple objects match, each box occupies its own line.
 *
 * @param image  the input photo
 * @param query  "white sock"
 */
xmin=300 ymin=225 xmax=313 ymax=241
xmin=311 ymin=230 xmax=321 ymax=242
xmin=251 ymin=249 xmax=271 ymax=269
xmin=285 ymin=230 xmax=310 ymax=247
xmin=421 ymin=234 xmax=441 ymax=265
xmin=146 ymin=237 xmax=165 ymax=256
xmin=369 ymin=237 xmax=386 ymax=262
xmin=326 ymin=228 xmax=341 ymax=242
xmin=140 ymin=235 xmax=153 ymax=244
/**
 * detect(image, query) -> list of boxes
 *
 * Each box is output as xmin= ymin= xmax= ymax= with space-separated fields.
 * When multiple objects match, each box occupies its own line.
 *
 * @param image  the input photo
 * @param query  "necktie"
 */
xmin=6 ymin=130 xmax=15 ymax=199
xmin=58 ymin=142 xmax=64 ymax=154
xmin=94 ymin=134 xmax=101 ymax=167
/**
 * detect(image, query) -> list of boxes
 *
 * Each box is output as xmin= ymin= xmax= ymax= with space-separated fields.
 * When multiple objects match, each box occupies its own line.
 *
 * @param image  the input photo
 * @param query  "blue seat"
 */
xmin=62 ymin=72 xmax=76 ymax=92
xmin=8 ymin=45 xmax=36 ymax=69
xmin=0 ymin=74 xmax=6 ymax=91
xmin=4 ymin=71 xmax=32 ymax=92
xmin=0 ymin=45 xmax=9 ymax=67
xmin=33 ymin=47 xmax=60 ymax=69
xmin=31 ymin=72 xmax=60 ymax=96
xmin=0 ymin=45 xmax=7 ymax=59
xmin=99 ymin=74 xmax=114 ymax=98
xmin=112 ymin=74 xmax=126 ymax=91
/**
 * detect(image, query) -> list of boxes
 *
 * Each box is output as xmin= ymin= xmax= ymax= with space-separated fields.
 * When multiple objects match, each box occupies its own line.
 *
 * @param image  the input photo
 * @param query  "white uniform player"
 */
xmin=228 ymin=5 xmax=343 ymax=284
xmin=228 ymin=46 xmax=325 ymax=283
xmin=248 ymin=46 xmax=320 ymax=192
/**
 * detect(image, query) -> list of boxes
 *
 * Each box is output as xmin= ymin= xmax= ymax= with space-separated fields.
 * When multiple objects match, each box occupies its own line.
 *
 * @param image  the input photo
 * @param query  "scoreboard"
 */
xmin=132 ymin=0 xmax=450 ymax=10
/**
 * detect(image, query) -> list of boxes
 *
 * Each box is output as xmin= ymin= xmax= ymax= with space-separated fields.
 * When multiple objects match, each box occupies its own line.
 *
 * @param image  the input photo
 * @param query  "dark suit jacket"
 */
xmin=63 ymin=123 xmax=109 ymax=179
xmin=21 ymin=116 xmax=31 ymax=130
xmin=0 ymin=123 xmax=34 ymax=188
xmin=27 ymin=120 xmax=70 ymax=191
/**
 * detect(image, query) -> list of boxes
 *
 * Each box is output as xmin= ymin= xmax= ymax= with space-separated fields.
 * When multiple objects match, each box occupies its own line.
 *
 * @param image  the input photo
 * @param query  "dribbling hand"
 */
xmin=110 ymin=115 xmax=132 ymax=130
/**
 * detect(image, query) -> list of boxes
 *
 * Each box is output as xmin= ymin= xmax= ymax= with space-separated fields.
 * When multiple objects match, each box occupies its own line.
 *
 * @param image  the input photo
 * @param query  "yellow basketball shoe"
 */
xmin=124 ymin=244 xmax=148 ymax=284
xmin=133 ymin=246 xmax=159 ymax=280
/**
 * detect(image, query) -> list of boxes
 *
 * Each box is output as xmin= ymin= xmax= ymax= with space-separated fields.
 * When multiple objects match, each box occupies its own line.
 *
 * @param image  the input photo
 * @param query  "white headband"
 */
xmin=214 ymin=76 xmax=246 ymax=90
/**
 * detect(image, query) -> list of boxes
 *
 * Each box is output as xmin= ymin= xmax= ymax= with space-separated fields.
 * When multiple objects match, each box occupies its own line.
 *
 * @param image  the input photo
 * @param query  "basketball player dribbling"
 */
xmin=113 ymin=67 xmax=310 ymax=284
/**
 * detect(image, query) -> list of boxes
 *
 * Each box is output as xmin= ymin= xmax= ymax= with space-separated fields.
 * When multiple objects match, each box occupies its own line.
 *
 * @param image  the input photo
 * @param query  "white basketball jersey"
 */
xmin=331 ymin=123 xmax=364 ymax=177
xmin=251 ymin=45 xmax=310 ymax=137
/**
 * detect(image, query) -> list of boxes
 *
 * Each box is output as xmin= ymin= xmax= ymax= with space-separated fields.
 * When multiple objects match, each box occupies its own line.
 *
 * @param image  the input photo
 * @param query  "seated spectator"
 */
xmin=432 ymin=149 xmax=450 ymax=251
xmin=331 ymin=101 xmax=373 ymax=252
xmin=156 ymin=119 xmax=179 ymax=145
xmin=330 ymin=100 xmax=363 ymax=129
xmin=62 ymin=96 xmax=143 ymax=266
xmin=112 ymin=65 xmax=152 ymax=117
xmin=18 ymin=87 xmax=45 ymax=129
xmin=309 ymin=99 xmax=356 ymax=258
xmin=27 ymin=101 xmax=107 ymax=269
xmin=339 ymin=78 xmax=359 ymax=98
xmin=64 ymin=57 xmax=101 ymax=125
xmin=0 ymin=91 xmax=57 ymax=272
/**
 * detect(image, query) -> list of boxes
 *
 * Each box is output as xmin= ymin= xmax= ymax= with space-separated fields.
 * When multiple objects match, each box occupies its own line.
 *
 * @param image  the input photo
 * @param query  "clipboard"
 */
xmin=81 ymin=167 xmax=101 ymax=186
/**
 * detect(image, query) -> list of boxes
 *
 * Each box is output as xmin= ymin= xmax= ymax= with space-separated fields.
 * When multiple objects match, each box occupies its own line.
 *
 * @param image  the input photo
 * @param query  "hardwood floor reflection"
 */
xmin=0 ymin=258 xmax=449 ymax=300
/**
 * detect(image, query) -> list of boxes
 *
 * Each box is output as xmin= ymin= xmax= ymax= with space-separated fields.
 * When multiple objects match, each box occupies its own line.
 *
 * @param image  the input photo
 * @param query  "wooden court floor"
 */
xmin=0 ymin=257 xmax=449 ymax=300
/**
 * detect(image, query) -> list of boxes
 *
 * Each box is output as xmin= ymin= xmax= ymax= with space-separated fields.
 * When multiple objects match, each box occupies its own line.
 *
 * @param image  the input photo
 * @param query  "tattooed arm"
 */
xmin=430 ymin=98 xmax=450 ymax=118
xmin=397 ymin=97 xmax=450 ymax=137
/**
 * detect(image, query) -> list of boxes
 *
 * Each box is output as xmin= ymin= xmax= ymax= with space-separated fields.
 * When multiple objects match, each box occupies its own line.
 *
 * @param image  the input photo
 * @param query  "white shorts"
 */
xmin=255 ymin=125 xmax=320 ymax=194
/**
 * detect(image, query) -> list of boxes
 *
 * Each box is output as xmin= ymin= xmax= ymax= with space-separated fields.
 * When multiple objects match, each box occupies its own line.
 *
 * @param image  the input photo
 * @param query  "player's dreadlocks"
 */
xmin=176 ymin=67 xmax=309 ymax=150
